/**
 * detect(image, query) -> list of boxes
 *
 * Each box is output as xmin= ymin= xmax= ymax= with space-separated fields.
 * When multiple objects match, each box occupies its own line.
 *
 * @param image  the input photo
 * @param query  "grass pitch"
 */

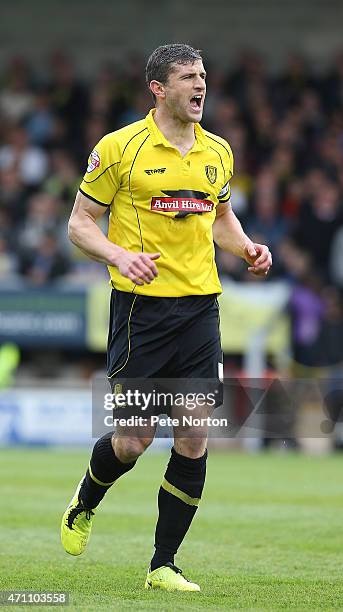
xmin=0 ymin=447 xmax=342 ymax=611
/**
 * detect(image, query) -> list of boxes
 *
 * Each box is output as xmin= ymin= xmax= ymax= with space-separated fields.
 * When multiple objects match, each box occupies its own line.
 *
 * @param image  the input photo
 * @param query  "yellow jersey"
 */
xmin=79 ymin=109 xmax=233 ymax=297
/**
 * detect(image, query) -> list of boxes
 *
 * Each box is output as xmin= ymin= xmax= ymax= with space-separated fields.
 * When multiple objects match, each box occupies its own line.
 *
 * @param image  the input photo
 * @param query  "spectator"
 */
xmin=18 ymin=192 xmax=66 ymax=251
xmin=0 ymin=56 xmax=34 ymax=122
xmin=25 ymin=88 xmax=56 ymax=146
xmin=0 ymin=166 xmax=28 ymax=222
xmin=315 ymin=287 xmax=343 ymax=366
xmin=47 ymin=50 xmax=88 ymax=142
xmin=43 ymin=149 xmax=82 ymax=210
xmin=247 ymin=167 xmax=289 ymax=250
xmin=0 ymin=124 xmax=49 ymax=186
xmin=18 ymin=231 xmax=70 ymax=285
xmin=289 ymin=270 xmax=325 ymax=367
xmin=293 ymin=179 xmax=343 ymax=276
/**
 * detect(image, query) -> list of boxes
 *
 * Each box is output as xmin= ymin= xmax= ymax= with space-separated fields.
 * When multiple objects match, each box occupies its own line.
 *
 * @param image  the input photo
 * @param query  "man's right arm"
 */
xmin=68 ymin=191 xmax=160 ymax=285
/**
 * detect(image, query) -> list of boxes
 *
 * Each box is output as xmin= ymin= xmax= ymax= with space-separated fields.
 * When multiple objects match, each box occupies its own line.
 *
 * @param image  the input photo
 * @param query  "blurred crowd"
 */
xmin=1 ymin=49 xmax=343 ymax=366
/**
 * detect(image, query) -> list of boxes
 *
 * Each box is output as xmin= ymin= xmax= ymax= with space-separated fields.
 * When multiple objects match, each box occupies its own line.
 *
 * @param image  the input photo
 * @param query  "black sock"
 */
xmin=150 ymin=447 xmax=207 ymax=571
xmin=79 ymin=432 xmax=136 ymax=509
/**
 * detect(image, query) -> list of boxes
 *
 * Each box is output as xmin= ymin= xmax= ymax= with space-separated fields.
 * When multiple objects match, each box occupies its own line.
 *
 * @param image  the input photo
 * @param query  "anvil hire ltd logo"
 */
xmin=151 ymin=190 xmax=214 ymax=217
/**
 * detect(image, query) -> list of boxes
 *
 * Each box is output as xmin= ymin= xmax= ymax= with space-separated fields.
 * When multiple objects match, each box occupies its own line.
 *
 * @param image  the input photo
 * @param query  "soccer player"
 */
xmin=61 ymin=44 xmax=272 ymax=592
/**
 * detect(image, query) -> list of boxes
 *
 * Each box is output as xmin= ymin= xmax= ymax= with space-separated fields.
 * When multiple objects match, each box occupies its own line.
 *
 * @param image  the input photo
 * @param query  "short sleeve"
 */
xmin=79 ymin=134 xmax=121 ymax=206
xmin=217 ymin=143 xmax=234 ymax=204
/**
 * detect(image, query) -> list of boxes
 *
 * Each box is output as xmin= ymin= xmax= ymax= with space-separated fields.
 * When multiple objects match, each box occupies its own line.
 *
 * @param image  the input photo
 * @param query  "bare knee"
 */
xmin=112 ymin=435 xmax=153 ymax=463
xmin=174 ymin=436 xmax=207 ymax=459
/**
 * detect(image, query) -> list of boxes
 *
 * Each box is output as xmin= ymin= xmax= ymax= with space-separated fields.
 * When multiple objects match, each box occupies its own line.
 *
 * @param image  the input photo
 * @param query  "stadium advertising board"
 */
xmin=0 ymin=287 xmax=86 ymax=348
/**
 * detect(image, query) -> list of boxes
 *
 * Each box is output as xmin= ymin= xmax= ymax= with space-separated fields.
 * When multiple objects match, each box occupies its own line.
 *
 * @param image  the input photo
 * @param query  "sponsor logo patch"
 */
xmin=151 ymin=190 xmax=214 ymax=217
xmin=86 ymin=149 xmax=101 ymax=173
xmin=205 ymin=165 xmax=217 ymax=184
xmin=151 ymin=197 xmax=214 ymax=213
xmin=144 ymin=168 xmax=166 ymax=175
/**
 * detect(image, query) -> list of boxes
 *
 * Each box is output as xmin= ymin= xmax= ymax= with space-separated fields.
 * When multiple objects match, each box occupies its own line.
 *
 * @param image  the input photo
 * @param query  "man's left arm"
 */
xmin=213 ymin=201 xmax=272 ymax=276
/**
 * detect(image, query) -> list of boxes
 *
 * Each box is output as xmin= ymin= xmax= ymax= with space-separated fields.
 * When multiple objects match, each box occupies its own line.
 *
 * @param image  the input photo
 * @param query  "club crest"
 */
xmin=114 ymin=383 xmax=122 ymax=395
xmin=205 ymin=165 xmax=217 ymax=184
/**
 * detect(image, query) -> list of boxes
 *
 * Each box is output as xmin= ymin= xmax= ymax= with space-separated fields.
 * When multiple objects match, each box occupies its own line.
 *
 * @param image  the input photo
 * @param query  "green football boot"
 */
xmin=61 ymin=479 xmax=95 ymax=556
xmin=144 ymin=563 xmax=200 ymax=592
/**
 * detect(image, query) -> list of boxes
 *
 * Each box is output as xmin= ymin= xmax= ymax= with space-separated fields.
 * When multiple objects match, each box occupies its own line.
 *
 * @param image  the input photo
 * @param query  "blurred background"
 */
xmin=1 ymin=0 xmax=343 ymax=451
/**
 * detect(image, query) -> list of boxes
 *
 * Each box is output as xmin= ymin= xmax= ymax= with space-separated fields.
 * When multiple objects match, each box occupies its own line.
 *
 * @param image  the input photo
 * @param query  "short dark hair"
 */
xmin=145 ymin=43 xmax=202 ymax=98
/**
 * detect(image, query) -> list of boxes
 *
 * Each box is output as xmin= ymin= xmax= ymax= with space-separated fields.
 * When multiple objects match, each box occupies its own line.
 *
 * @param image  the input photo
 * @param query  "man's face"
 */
xmin=162 ymin=60 xmax=206 ymax=123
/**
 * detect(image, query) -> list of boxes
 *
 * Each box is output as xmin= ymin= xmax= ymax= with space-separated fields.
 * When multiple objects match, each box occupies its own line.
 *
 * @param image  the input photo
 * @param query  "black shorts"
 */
xmin=106 ymin=289 xmax=223 ymax=416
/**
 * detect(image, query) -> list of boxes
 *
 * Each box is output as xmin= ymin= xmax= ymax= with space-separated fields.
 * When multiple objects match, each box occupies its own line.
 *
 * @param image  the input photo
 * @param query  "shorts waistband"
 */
xmin=113 ymin=288 xmax=218 ymax=302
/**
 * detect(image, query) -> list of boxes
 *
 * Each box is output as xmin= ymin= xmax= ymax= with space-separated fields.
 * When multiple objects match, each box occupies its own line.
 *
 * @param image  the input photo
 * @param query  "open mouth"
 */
xmin=190 ymin=95 xmax=202 ymax=111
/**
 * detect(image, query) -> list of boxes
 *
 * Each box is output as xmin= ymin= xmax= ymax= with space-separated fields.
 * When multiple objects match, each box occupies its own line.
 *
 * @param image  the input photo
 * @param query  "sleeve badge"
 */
xmin=86 ymin=149 xmax=101 ymax=173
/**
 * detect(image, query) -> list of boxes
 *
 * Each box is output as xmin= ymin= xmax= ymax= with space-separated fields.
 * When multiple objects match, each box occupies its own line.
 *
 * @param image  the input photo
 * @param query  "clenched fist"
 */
xmin=244 ymin=243 xmax=272 ymax=276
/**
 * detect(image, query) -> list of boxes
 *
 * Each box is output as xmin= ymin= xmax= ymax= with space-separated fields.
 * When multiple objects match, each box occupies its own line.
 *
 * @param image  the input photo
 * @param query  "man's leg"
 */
xmin=150 ymin=433 xmax=207 ymax=571
xmin=61 ymin=426 xmax=155 ymax=556
xmin=145 ymin=414 xmax=208 ymax=592
xmin=146 ymin=295 xmax=221 ymax=590
xmin=80 ymin=431 xmax=153 ymax=509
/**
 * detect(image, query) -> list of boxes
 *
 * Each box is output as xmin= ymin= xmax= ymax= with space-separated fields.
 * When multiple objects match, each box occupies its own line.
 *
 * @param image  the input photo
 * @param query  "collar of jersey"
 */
xmin=145 ymin=109 xmax=207 ymax=152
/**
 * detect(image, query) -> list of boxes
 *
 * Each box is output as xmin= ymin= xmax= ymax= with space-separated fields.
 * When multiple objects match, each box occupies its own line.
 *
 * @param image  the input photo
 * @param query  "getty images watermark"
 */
xmin=92 ymin=377 xmax=224 ymax=437
xmin=103 ymin=386 xmax=225 ymax=429
xmin=91 ymin=375 xmax=343 ymax=439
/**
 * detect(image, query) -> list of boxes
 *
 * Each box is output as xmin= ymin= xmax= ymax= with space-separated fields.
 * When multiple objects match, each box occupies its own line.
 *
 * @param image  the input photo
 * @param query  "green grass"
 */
xmin=0 ymin=448 xmax=342 ymax=611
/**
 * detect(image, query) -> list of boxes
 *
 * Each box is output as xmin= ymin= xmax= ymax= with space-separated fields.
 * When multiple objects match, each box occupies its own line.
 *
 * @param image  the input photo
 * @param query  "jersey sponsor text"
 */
xmin=151 ymin=197 xmax=214 ymax=213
